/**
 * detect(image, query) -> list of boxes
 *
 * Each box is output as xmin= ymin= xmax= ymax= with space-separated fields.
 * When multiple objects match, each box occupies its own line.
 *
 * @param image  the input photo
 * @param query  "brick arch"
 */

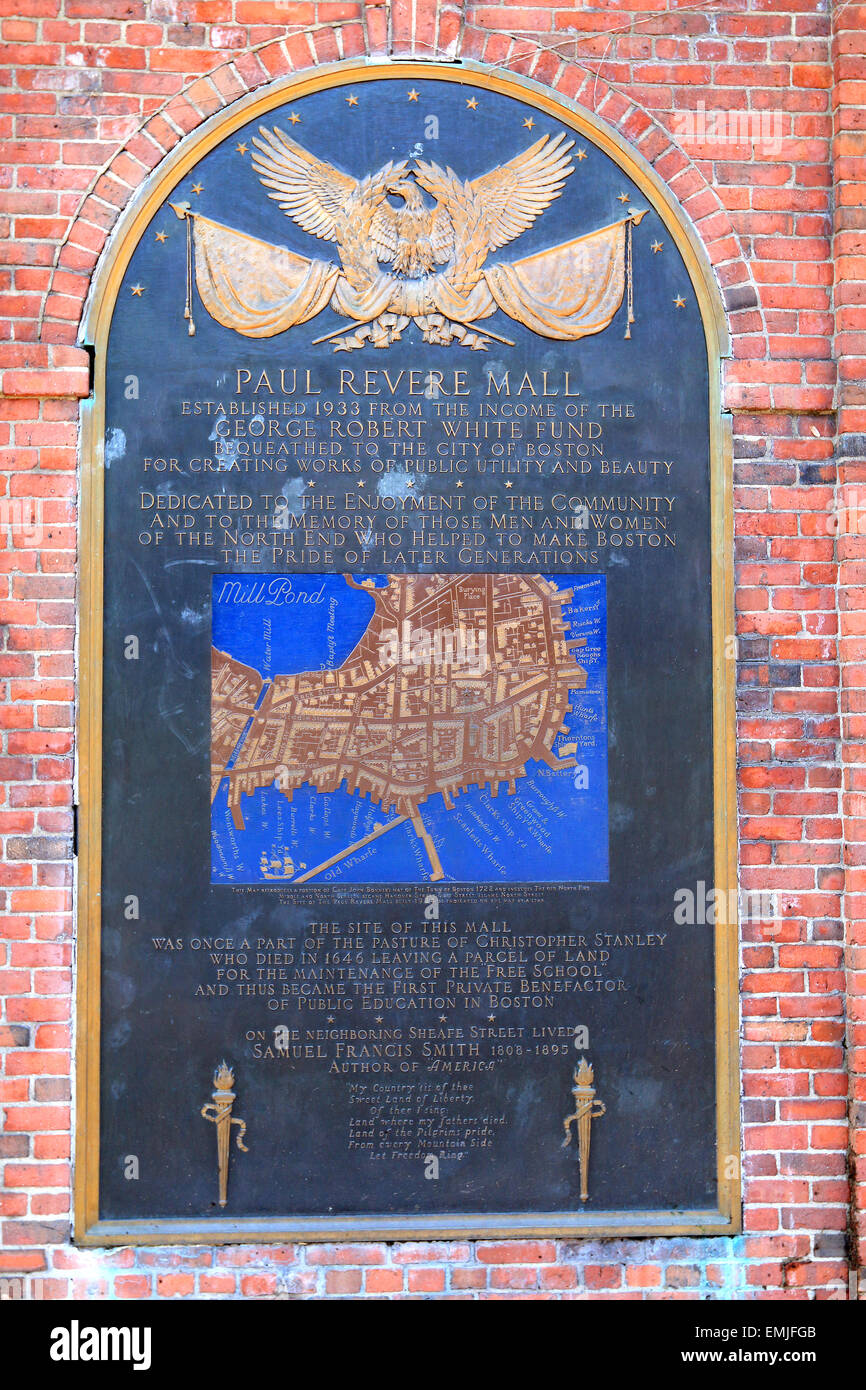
xmin=44 ymin=19 xmax=765 ymax=390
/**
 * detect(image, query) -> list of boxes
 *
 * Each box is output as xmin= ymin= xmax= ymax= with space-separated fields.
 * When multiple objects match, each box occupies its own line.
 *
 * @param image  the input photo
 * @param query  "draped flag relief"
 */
xmin=169 ymin=126 xmax=647 ymax=352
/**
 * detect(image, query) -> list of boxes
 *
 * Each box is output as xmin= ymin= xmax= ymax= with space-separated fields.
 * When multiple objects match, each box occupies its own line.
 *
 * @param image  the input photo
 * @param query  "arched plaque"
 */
xmin=76 ymin=63 xmax=738 ymax=1243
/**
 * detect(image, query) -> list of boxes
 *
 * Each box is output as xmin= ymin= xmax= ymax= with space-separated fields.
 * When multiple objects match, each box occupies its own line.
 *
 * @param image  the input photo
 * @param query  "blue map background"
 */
xmin=211 ymin=574 xmax=608 ymax=884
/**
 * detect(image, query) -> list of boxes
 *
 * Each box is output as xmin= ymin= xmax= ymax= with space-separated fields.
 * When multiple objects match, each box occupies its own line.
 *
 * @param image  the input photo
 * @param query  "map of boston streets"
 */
xmin=79 ymin=67 xmax=738 ymax=1243
xmin=211 ymin=573 xmax=608 ymax=885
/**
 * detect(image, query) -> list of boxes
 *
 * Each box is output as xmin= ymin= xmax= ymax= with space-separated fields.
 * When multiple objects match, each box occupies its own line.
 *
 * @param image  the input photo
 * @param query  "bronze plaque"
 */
xmin=76 ymin=64 xmax=738 ymax=1242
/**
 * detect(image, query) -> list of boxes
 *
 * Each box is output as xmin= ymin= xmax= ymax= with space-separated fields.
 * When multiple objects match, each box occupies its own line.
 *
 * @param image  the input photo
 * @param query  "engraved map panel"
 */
xmin=211 ymin=573 xmax=608 ymax=884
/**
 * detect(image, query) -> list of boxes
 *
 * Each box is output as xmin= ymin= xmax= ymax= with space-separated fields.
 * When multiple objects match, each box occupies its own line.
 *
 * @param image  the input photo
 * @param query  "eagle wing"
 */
xmin=470 ymin=132 xmax=575 ymax=253
xmin=250 ymin=126 xmax=360 ymax=242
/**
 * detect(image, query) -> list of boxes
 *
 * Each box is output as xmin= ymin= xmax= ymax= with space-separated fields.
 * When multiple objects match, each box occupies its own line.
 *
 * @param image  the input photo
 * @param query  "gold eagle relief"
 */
xmin=172 ymin=126 xmax=646 ymax=350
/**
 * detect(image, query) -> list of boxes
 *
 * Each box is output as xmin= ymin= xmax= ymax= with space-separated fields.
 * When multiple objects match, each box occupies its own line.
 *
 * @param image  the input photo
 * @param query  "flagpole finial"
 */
xmin=169 ymin=200 xmax=192 ymax=220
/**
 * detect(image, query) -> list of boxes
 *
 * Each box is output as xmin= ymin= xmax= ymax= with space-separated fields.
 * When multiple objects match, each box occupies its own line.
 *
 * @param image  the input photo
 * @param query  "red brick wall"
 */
xmin=0 ymin=0 xmax=861 ymax=1299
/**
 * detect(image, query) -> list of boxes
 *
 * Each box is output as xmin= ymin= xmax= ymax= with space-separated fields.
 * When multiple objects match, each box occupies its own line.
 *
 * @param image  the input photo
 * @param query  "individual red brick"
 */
xmin=476 ymin=1240 xmax=555 ymax=1264
xmin=156 ymin=1274 xmax=195 ymax=1297
xmin=365 ymin=1268 xmax=403 ymax=1294
xmin=325 ymin=1269 xmax=362 ymax=1295
xmin=408 ymin=1268 xmax=446 ymax=1293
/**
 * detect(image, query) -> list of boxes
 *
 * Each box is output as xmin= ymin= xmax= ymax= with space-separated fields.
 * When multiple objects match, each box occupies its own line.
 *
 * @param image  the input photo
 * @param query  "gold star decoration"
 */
xmin=306 ymin=480 xmax=316 ymax=487
xmin=523 ymin=117 xmax=535 ymax=130
xmin=577 ymin=147 xmax=587 ymax=161
xmin=405 ymin=478 xmax=415 ymax=487
xmin=505 ymin=480 xmax=513 ymax=488
xmin=407 ymin=89 xmax=419 ymax=101
xmin=456 ymin=480 xmax=464 ymax=487
xmin=192 ymin=182 xmax=203 ymax=195
xmin=617 ymin=192 xmax=629 ymax=204
xmin=346 ymin=94 xmax=358 ymax=107
xmin=154 ymin=231 xmax=167 ymax=243
xmin=289 ymin=111 xmax=301 ymax=125
xmin=651 ymin=240 xmax=663 ymax=253
xmin=131 ymin=284 xmax=145 ymax=296
xmin=357 ymin=480 xmax=365 ymax=487
xmin=674 ymin=295 xmax=686 ymax=308
xmin=466 ymin=97 xmax=478 ymax=110
xmin=236 ymin=142 xmax=247 ymax=156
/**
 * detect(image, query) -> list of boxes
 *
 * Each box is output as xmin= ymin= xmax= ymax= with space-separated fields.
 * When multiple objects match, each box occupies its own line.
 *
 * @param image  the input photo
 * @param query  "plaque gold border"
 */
xmin=75 ymin=60 xmax=739 ymax=1245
